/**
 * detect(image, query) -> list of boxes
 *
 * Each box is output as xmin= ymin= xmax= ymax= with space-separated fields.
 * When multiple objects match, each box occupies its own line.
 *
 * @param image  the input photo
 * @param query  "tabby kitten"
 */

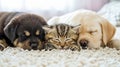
xmin=43 ymin=24 xmax=80 ymax=51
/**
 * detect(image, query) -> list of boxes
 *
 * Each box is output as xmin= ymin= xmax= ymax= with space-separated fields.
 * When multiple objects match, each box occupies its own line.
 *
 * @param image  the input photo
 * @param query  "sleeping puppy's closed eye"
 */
xmin=0 ymin=12 xmax=47 ymax=50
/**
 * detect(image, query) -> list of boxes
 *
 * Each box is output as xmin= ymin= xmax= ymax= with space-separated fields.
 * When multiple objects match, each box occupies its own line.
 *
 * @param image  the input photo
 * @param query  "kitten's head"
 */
xmin=43 ymin=24 xmax=80 ymax=51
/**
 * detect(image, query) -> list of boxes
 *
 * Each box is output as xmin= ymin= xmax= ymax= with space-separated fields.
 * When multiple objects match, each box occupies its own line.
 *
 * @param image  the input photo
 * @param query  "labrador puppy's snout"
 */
xmin=80 ymin=39 xmax=88 ymax=49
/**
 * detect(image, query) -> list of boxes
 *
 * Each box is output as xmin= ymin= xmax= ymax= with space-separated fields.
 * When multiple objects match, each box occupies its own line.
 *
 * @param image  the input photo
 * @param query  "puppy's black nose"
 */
xmin=30 ymin=42 xmax=38 ymax=50
xmin=80 ymin=39 xmax=88 ymax=49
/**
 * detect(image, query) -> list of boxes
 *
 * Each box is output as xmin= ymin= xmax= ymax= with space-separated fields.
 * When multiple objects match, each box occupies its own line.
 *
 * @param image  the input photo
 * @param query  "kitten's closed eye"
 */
xmin=65 ymin=38 xmax=71 ymax=41
xmin=54 ymin=38 xmax=59 ymax=41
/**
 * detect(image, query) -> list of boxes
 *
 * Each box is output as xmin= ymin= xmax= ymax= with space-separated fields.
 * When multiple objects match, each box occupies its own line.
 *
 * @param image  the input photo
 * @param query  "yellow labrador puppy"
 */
xmin=75 ymin=12 xmax=116 ymax=49
xmin=48 ymin=9 xmax=117 ymax=49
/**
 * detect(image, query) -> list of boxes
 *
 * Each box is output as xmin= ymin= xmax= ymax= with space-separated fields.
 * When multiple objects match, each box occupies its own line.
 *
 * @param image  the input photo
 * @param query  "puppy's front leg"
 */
xmin=0 ymin=34 xmax=8 ymax=50
xmin=0 ymin=39 xmax=8 ymax=50
xmin=107 ymin=39 xmax=120 ymax=50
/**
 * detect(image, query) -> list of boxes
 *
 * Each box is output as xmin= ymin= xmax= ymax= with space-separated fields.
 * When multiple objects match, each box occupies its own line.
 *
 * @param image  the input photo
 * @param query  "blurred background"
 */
xmin=0 ymin=0 xmax=110 ymax=19
xmin=0 ymin=0 xmax=120 ymax=25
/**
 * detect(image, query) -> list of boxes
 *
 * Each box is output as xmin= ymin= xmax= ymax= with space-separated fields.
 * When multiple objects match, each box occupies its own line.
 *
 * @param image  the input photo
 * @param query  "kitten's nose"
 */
xmin=80 ymin=39 xmax=88 ymax=49
xmin=61 ymin=46 xmax=64 ymax=49
xmin=61 ymin=43 xmax=65 ymax=49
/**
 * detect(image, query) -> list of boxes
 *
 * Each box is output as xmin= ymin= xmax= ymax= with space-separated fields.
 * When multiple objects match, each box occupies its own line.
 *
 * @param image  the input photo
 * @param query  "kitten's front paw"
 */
xmin=44 ymin=43 xmax=56 ymax=51
xmin=69 ymin=45 xmax=80 ymax=51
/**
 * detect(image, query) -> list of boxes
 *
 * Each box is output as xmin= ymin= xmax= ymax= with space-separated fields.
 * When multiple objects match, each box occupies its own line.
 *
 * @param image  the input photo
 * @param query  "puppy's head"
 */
xmin=4 ymin=14 xmax=47 ymax=50
xmin=77 ymin=13 xmax=116 ymax=49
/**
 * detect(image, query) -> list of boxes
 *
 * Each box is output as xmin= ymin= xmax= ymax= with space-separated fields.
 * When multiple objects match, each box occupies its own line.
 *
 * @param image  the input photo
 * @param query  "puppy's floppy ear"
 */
xmin=100 ymin=18 xmax=116 ymax=45
xmin=4 ymin=21 xmax=19 ymax=43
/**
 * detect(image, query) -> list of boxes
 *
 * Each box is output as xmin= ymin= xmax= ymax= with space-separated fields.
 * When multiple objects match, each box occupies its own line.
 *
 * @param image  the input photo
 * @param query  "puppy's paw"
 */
xmin=68 ymin=45 xmax=80 ymax=51
xmin=107 ymin=39 xmax=120 ymax=50
xmin=0 ymin=44 xmax=5 ymax=51
xmin=0 ymin=40 xmax=8 ymax=51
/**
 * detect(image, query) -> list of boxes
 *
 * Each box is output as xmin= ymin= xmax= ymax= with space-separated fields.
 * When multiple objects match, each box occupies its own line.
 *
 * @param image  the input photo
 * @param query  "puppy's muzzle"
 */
xmin=30 ymin=42 xmax=38 ymax=50
xmin=80 ymin=39 xmax=88 ymax=49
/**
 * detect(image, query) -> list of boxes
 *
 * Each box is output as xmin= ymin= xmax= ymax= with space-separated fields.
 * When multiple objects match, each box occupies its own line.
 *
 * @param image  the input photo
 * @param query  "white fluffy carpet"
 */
xmin=0 ymin=47 xmax=120 ymax=67
xmin=0 ymin=27 xmax=120 ymax=67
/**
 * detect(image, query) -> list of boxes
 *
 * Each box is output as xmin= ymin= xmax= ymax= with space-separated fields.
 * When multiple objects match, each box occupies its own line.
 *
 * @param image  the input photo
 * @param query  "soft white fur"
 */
xmin=48 ymin=9 xmax=95 ymax=26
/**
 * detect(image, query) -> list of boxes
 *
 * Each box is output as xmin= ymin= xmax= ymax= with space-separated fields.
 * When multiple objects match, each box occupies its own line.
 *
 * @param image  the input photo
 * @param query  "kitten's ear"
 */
xmin=72 ymin=24 xmax=80 ymax=34
xmin=42 ymin=25 xmax=54 ymax=33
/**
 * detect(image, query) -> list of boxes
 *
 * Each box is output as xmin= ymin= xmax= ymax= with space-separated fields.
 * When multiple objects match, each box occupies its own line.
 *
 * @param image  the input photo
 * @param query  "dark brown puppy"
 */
xmin=0 ymin=12 xmax=47 ymax=50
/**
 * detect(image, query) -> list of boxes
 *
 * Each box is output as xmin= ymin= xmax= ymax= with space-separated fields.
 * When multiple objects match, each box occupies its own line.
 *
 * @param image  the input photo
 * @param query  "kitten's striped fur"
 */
xmin=43 ymin=24 xmax=80 ymax=51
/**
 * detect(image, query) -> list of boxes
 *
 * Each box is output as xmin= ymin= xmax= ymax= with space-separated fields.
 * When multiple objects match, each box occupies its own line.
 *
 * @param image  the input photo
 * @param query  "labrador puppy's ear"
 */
xmin=4 ymin=21 xmax=19 ymax=43
xmin=100 ymin=18 xmax=116 ymax=45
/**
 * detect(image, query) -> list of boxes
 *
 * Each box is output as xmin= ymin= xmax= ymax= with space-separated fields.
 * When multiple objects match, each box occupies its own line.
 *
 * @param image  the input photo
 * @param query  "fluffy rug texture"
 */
xmin=0 ymin=27 xmax=120 ymax=67
xmin=0 ymin=47 xmax=120 ymax=67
